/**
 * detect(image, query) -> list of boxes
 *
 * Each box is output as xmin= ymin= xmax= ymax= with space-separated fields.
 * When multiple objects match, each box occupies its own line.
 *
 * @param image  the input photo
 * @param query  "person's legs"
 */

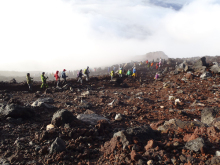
xmin=41 ymin=83 xmax=44 ymax=88
xmin=57 ymin=80 xmax=60 ymax=87
xmin=28 ymin=84 xmax=32 ymax=91
xmin=63 ymin=78 xmax=67 ymax=84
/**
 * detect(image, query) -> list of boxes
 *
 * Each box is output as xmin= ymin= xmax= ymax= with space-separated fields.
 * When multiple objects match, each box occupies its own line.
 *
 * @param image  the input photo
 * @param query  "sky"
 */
xmin=0 ymin=0 xmax=220 ymax=72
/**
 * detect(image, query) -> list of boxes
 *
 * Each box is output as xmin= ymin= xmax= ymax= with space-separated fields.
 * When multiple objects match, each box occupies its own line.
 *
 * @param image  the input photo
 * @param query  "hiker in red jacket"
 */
xmin=54 ymin=71 xmax=60 ymax=87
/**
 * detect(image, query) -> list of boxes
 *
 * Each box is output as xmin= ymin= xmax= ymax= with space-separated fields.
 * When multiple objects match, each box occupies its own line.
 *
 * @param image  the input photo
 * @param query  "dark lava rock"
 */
xmin=126 ymin=125 xmax=157 ymax=142
xmin=113 ymin=125 xmax=158 ymax=149
xmin=51 ymin=109 xmax=77 ymax=127
xmin=0 ymin=103 xmax=34 ymax=119
xmin=49 ymin=137 xmax=66 ymax=154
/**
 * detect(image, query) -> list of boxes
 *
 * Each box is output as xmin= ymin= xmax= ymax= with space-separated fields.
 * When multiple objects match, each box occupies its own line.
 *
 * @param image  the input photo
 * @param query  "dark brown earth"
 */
xmin=0 ymin=57 xmax=220 ymax=165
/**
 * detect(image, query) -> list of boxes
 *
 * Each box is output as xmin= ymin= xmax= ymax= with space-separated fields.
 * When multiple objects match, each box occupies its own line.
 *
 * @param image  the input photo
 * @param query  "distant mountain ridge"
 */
xmin=135 ymin=51 xmax=169 ymax=61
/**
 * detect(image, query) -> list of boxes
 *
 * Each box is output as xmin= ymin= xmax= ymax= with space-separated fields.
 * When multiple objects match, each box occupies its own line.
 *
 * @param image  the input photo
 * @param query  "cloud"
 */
xmin=0 ymin=0 xmax=220 ymax=72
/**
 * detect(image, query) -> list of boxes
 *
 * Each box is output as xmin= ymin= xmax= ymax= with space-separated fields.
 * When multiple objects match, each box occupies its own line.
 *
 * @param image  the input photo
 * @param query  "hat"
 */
xmin=42 ymin=72 xmax=45 ymax=74
xmin=63 ymin=69 xmax=66 ymax=71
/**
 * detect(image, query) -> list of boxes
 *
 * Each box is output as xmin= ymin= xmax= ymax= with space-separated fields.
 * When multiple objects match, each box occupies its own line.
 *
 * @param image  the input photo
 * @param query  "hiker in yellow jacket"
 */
xmin=110 ymin=70 xmax=114 ymax=80
xmin=41 ymin=72 xmax=48 ymax=89
xmin=119 ymin=68 xmax=123 ymax=78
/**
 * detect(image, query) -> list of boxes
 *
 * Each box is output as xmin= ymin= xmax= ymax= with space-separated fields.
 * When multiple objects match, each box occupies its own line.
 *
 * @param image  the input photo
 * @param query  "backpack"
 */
xmin=84 ymin=69 xmax=87 ymax=74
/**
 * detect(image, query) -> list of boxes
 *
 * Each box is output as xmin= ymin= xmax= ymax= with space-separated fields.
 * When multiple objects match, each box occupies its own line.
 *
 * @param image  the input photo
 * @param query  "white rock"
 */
xmin=216 ymin=151 xmax=220 ymax=156
xmin=115 ymin=113 xmax=123 ymax=121
xmin=46 ymin=124 xmax=55 ymax=131
xmin=108 ymin=99 xmax=115 ymax=106
xmin=81 ymin=91 xmax=90 ymax=96
xmin=147 ymin=160 xmax=153 ymax=165
xmin=169 ymin=96 xmax=175 ymax=100
xmin=194 ymin=119 xmax=201 ymax=122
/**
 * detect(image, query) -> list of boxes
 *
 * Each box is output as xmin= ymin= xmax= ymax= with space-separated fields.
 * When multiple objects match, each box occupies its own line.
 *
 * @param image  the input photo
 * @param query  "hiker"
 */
xmin=54 ymin=71 xmax=60 ymax=87
xmin=61 ymin=69 xmax=68 ymax=84
xmin=77 ymin=69 xmax=83 ymax=84
xmin=154 ymin=72 xmax=159 ymax=80
xmin=147 ymin=62 xmax=150 ymax=70
xmin=26 ymin=73 xmax=33 ymax=91
xmin=84 ymin=66 xmax=90 ymax=81
xmin=110 ymin=70 xmax=114 ymax=80
xmin=119 ymin=68 xmax=123 ymax=78
xmin=126 ymin=69 xmax=132 ymax=77
xmin=146 ymin=60 xmax=148 ymax=64
xmin=150 ymin=62 xmax=154 ymax=69
xmin=41 ymin=72 xmax=48 ymax=89
xmin=132 ymin=67 xmax=137 ymax=78
xmin=156 ymin=63 xmax=159 ymax=70
xmin=159 ymin=57 xmax=162 ymax=67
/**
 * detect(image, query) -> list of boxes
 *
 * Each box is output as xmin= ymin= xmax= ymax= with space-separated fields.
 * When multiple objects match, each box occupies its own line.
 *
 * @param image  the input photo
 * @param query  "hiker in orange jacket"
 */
xmin=151 ymin=62 xmax=154 ymax=67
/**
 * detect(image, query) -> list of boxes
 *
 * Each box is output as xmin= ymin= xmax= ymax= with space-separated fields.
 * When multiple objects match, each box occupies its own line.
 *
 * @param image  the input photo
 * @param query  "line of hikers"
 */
xmin=26 ymin=58 xmax=163 ymax=91
xmin=26 ymin=67 xmax=90 ymax=91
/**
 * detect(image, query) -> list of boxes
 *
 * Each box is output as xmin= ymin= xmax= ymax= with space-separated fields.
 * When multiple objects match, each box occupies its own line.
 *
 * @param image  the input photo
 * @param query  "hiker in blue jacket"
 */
xmin=61 ymin=69 xmax=68 ymax=84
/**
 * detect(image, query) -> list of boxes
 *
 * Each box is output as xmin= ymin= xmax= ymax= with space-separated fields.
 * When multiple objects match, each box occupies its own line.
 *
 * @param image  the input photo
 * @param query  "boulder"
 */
xmin=201 ymin=107 xmax=219 ymax=125
xmin=185 ymin=137 xmax=205 ymax=152
xmin=31 ymin=97 xmax=54 ymax=108
xmin=0 ymin=103 xmax=34 ymax=119
xmin=77 ymin=113 xmax=108 ymax=125
xmin=126 ymin=125 xmax=157 ymax=142
xmin=51 ymin=109 xmax=77 ymax=127
xmin=49 ymin=137 xmax=66 ymax=154
xmin=194 ymin=57 xmax=207 ymax=67
xmin=31 ymin=101 xmax=55 ymax=109
xmin=37 ymin=97 xmax=54 ymax=103
xmin=200 ymin=72 xmax=212 ymax=79
xmin=113 ymin=131 xmax=130 ymax=149
xmin=157 ymin=119 xmax=206 ymax=131
xmin=210 ymin=64 xmax=220 ymax=73
xmin=193 ymin=57 xmax=207 ymax=73
xmin=113 ymin=125 xmax=157 ymax=149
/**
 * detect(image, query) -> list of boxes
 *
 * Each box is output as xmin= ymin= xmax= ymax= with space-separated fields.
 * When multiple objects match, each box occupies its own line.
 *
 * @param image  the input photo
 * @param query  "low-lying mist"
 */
xmin=0 ymin=0 xmax=220 ymax=72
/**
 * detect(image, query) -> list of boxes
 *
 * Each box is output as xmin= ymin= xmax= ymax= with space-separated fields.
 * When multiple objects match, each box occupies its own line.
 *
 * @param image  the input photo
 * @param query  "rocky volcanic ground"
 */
xmin=1 ymin=57 xmax=220 ymax=165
